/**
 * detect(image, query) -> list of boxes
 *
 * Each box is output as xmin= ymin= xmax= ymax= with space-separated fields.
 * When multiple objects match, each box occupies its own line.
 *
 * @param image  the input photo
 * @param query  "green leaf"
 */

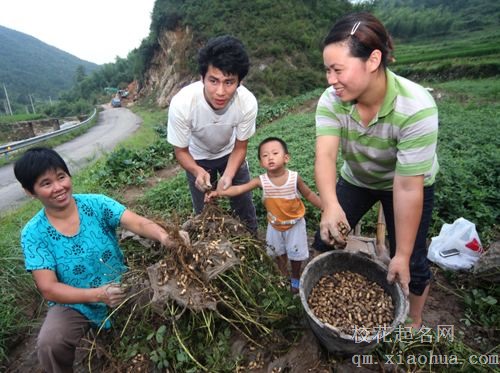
xmin=481 ymin=296 xmax=497 ymax=305
xmin=176 ymin=351 xmax=188 ymax=362
xmin=156 ymin=324 xmax=167 ymax=344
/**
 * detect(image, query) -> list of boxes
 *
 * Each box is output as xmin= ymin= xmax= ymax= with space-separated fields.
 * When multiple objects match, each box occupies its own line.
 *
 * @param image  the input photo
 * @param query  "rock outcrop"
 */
xmin=141 ymin=26 xmax=197 ymax=109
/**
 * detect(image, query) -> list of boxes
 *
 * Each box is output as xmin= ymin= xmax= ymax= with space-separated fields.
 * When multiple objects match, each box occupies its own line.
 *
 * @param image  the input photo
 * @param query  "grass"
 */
xmin=0 ymin=78 xmax=499 ymax=370
xmin=429 ymin=79 xmax=500 ymax=242
xmin=0 ymin=113 xmax=46 ymax=125
xmin=0 ymin=202 xmax=42 ymax=359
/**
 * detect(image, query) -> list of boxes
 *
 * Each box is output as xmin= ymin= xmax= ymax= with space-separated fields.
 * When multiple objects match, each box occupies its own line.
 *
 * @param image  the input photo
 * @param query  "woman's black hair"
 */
xmin=14 ymin=147 xmax=71 ymax=194
xmin=323 ymin=12 xmax=395 ymax=68
xmin=198 ymin=35 xmax=250 ymax=82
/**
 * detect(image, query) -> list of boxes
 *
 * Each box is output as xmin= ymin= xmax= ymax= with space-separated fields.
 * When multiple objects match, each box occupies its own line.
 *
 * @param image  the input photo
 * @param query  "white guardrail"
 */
xmin=0 ymin=108 xmax=97 ymax=156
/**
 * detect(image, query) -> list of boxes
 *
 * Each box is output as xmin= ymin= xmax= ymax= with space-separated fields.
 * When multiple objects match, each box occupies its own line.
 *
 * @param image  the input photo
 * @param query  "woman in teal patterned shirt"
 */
xmin=14 ymin=147 xmax=188 ymax=373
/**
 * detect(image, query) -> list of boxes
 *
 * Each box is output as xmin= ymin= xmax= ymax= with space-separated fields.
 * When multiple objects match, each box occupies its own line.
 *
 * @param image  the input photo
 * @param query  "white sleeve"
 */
xmin=167 ymin=95 xmax=190 ymax=148
xmin=235 ymin=89 xmax=257 ymax=141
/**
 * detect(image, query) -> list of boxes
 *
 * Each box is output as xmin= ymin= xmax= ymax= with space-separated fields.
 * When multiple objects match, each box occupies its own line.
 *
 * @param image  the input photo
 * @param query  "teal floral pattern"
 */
xmin=21 ymin=194 xmax=127 ymax=327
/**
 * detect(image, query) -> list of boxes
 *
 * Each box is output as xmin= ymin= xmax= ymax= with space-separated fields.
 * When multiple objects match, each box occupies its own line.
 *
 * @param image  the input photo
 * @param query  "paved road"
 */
xmin=0 ymin=106 xmax=142 ymax=215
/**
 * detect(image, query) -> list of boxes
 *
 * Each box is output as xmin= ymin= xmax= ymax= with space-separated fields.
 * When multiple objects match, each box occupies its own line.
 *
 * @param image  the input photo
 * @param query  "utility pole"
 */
xmin=2 ymin=83 xmax=13 ymax=115
xmin=29 ymin=94 xmax=36 ymax=114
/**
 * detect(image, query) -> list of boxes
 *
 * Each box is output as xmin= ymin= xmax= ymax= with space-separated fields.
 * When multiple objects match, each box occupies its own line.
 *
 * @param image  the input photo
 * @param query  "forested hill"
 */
xmin=0 ymin=25 xmax=98 ymax=106
xmin=143 ymin=0 xmax=354 ymax=101
xmin=138 ymin=0 xmax=499 ymax=102
xmin=23 ymin=0 xmax=497 ymax=113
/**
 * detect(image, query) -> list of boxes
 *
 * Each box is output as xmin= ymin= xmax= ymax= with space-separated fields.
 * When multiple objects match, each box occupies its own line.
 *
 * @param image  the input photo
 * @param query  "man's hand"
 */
xmin=99 ymin=284 xmax=126 ymax=307
xmin=216 ymin=175 xmax=232 ymax=192
xmin=387 ymin=255 xmax=410 ymax=297
xmin=195 ymin=171 xmax=212 ymax=192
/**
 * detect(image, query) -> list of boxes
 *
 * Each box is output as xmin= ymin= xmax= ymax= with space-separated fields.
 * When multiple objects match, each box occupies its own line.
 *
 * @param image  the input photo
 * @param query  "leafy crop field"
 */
xmin=392 ymin=29 xmax=500 ymax=81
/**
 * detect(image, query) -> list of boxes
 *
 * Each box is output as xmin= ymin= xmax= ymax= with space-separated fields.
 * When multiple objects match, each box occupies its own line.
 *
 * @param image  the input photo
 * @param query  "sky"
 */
xmin=0 ymin=0 xmax=156 ymax=65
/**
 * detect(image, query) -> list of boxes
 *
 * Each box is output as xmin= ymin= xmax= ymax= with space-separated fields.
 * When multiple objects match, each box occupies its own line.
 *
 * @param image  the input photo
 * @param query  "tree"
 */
xmin=74 ymin=65 xmax=87 ymax=84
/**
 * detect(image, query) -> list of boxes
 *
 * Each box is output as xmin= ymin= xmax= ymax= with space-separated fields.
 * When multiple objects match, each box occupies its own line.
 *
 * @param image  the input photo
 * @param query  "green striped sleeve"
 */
xmin=401 ymin=107 xmax=438 ymax=128
xmin=398 ymin=130 xmax=438 ymax=150
xmin=396 ymin=158 xmax=435 ymax=175
xmin=317 ymin=127 xmax=341 ymax=136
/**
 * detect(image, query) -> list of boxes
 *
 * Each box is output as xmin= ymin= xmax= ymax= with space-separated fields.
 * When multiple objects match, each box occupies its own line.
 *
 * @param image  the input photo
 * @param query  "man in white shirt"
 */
xmin=167 ymin=35 xmax=258 ymax=234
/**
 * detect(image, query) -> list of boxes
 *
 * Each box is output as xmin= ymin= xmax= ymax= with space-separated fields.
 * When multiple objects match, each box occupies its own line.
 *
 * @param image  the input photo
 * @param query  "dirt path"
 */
xmin=120 ymin=164 xmax=182 ymax=206
xmin=0 ymin=106 xmax=142 ymax=215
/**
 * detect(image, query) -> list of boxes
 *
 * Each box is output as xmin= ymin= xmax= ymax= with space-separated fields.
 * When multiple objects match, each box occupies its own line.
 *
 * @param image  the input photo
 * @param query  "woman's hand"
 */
xmin=160 ymin=230 xmax=191 ymax=248
xmin=178 ymin=230 xmax=190 ymax=246
xmin=387 ymin=254 xmax=410 ymax=297
xmin=98 ymin=283 xmax=126 ymax=307
xmin=319 ymin=202 xmax=351 ymax=247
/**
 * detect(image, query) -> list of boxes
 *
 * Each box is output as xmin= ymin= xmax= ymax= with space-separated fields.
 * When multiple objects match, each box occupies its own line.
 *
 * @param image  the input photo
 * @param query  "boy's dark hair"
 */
xmin=198 ymin=35 xmax=250 ymax=82
xmin=14 ymin=147 xmax=71 ymax=194
xmin=257 ymin=137 xmax=289 ymax=159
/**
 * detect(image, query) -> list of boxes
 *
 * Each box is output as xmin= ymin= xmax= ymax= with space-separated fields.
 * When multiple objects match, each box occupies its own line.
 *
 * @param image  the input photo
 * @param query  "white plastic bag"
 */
xmin=427 ymin=217 xmax=483 ymax=271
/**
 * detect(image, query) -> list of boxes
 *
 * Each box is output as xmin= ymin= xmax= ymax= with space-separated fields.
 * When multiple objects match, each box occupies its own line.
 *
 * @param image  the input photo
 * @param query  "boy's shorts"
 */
xmin=265 ymin=218 xmax=309 ymax=261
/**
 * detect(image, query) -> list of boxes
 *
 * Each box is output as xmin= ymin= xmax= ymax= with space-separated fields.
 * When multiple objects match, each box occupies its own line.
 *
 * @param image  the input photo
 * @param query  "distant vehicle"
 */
xmin=111 ymin=98 xmax=121 ymax=108
xmin=118 ymin=89 xmax=129 ymax=98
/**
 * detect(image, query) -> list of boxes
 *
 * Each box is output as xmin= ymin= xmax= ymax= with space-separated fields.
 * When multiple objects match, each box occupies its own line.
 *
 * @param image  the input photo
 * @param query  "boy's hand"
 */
xmin=204 ymin=191 xmax=219 ymax=203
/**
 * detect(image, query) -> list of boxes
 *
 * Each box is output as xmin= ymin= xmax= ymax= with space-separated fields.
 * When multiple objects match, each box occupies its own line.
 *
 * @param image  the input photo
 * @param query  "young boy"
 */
xmin=206 ymin=137 xmax=322 ymax=293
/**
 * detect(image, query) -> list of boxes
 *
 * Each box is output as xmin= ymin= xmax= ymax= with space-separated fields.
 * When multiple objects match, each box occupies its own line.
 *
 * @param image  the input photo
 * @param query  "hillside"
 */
xmin=0 ymin=25 xmax=98 ymax=111
xmin=139 ymin=0 xmax=353 ymax=106
xmin=44 ymin=0 xmax=499 ymax=111
xmin=137 ymin=0 xmax=499 ymax=107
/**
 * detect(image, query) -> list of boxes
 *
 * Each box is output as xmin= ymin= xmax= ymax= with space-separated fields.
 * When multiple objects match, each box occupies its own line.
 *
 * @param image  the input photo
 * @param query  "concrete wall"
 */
xmin=0 ymin=118 xmax=60 ymax=143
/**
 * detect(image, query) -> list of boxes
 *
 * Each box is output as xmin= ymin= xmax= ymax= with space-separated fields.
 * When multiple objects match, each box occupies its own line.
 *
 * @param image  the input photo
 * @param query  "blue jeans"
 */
xmin=313 ymin=177 xmax=434 ymax=296
xmin=186 ymin=154 xmax=258 ymax=234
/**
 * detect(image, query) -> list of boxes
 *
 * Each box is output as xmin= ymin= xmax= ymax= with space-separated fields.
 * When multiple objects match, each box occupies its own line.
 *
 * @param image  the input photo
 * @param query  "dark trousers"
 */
xmin=37 ymin=305 xmax=90 ymax=373
xmin=313 ymin=177 xmax=434 ymax=296
xmin=186 ymin=154 xmax=258 ymax=234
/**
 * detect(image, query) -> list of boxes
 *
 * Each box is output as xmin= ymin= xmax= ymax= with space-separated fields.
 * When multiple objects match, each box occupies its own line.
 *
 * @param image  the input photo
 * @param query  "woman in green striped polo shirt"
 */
xmin=313 ymin=12 xmax=438 ymax=330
